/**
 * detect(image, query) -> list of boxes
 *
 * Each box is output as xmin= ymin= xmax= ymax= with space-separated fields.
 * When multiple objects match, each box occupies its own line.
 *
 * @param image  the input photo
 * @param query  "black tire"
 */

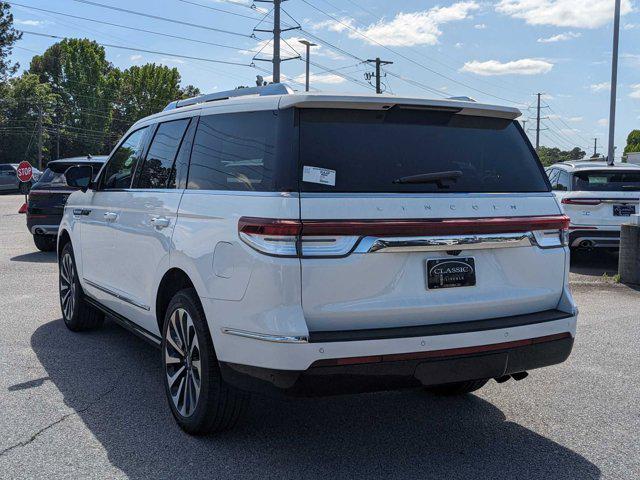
xmin=59 ymin=242 xmax=104 ymax=331
xmin=34 ymin=234 xmax=56 ymax=252
xmin=424 ymin=379 xmax=489 ymax=396
xmin=162 ymin=288 xmax=249 ymax=435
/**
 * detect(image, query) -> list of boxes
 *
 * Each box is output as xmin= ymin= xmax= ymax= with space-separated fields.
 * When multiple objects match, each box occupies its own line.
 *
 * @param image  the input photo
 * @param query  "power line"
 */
xmin=176 ymin=0 xmax=262 ymax=20
xmin=67 ymin=0 xmax=254 ymax=38
xmin=11 ymin=3 xmax=259 ymax=54
xmin=298 ymin=0 xmax=526 ymax=105
xmin=20 ymin=30 xmax=253 ymax=67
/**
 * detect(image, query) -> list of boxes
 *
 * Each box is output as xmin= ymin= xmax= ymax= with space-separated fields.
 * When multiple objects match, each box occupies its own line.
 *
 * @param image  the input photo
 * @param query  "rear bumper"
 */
xmin=26 ymin=213 xmax=61 ymax=235
xmin=568 ymin=227 xmax=620 ymax=248
xmin=220 ymin=333 xmax=574 ymax=396
xmin=216 ymin=309 xmax=577 ymax=396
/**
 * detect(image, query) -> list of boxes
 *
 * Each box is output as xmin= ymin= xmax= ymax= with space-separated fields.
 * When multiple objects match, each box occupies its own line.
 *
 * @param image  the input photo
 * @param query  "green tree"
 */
xmin=29 ymin=39 xmax=116 ymax=158
xmin=0 ymin=73 xmax=57 ymax=164
xmin=0 ymin=2 xmax=22 ymax=81
xmin=537 ymin=146 xmax=586 ymax=167
xmin=110 ymin=64 xmax=199 ymax=138
xmin=624 ymin=130 xmax=640 ymax=154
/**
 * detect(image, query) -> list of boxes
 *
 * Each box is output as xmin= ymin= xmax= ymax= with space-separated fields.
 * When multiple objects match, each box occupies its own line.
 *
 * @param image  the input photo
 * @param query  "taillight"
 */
xmin=239 ymin=215 xmax=570 ymax=257
xmin=561 ymin=198 xmax=602 ymax=206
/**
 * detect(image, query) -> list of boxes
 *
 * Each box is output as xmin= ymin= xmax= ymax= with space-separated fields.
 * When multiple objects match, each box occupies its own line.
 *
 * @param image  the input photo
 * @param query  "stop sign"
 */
xmin=16 ymin=161 xmax=33 ymax=183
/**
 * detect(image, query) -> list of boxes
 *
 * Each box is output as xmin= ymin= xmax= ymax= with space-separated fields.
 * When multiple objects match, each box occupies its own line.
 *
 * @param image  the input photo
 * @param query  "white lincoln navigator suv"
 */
xmin=59 ymin=84 xmax=577 ymax=435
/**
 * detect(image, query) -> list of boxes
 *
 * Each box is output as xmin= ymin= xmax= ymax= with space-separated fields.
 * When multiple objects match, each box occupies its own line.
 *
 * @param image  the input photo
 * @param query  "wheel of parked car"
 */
xmin=59 ymin=242 xmax=104 ymax=331
xmin=424 ymin=379 xmax=489 ymax=396
xmin=162 ymin=288 xmax=248 ymax=435
xmin=33 ymin=234 xmax=56 ymax=252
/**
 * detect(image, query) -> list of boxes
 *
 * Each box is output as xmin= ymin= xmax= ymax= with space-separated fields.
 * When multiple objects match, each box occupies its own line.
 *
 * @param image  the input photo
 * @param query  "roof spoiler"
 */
xmin=164 ymin=83 xmax=295 ymax=111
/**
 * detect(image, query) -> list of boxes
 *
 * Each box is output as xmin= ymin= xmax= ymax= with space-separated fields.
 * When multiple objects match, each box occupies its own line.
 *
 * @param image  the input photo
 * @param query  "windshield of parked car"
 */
xmin=298 ymin=108 xmax=549 ymax=193
xmin=38 ymin=163 xmax=102 ymax=187
xmin=573 ymin=170 xmax=640 ymax=191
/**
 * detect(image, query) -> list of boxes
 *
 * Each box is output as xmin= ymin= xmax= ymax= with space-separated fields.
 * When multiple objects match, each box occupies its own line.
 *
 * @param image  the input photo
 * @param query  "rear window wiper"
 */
xmin=393 ymin=170 xmax=462 ymax=188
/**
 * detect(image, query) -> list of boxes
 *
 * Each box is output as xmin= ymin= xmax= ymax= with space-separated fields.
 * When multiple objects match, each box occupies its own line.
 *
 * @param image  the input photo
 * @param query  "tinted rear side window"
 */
xmin=187 ymin=110 xmax=295 ymax=191
xmin=573 ymin=170 xmax=640 ymax=191
xmin=299 ymin=108 xmax=549 ymax=193
xmin=137 ymin=118 xmax=190 ymax=189
xmin=102 ymin=127 xmax=148 ymax=190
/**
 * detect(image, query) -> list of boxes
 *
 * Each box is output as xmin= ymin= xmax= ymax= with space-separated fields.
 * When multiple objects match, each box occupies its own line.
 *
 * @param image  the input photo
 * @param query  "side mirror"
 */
xmin=65 ymin=165 xmax=93 ymax=192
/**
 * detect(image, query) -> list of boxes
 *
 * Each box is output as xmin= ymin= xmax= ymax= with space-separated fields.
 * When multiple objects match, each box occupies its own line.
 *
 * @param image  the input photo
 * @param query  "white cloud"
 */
xmin=15 ymin=19 xmax=49 ymax=26
xmin=159 ymin=57 xmax=185 ymax=64
xmin=129 ymin=54 xmax=143 ymax=62
xmin=590 ymin=82 xmax=610 ymax=92
xmin=537 ymin=31 xmax=581 ymax=43
xmin=455 ymin=42 xmax=464 ymax=48
xmin=312 ymin=1 xmax=480 ymax=46
xmin=597 ymin=118 xmax=608 ymax=126
xmin=624 ymin=23 xmax=639 ymax=30
xmin=630 ymin=84 xmax=640 ymax=99
xmin=496 ymin=0 xmax=633 ymax=29
xmin=474 ymin=23 xmax=487 ymax=29
xmin=567 ymin=116 xmax=583 ymax=122
xmin=461 ymin=58 xmax=554 ymax=76
xmin=293 ymin=73 xmax=346 ymax=85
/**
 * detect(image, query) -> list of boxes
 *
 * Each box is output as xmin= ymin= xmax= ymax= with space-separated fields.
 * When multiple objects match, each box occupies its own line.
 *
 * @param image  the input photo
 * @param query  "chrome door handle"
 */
xmin=151 ymin=217 xmax=170 ymax=229
xmin=104 ymin=212 xmax=118 ymax=222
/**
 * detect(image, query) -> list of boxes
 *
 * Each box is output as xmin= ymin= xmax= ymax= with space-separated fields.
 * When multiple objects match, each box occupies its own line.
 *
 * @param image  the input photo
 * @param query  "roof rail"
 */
xmin=447 ymin=96 xmax=476 ymax=102
xmin=163 ymin=83 xmax=295 ymax=111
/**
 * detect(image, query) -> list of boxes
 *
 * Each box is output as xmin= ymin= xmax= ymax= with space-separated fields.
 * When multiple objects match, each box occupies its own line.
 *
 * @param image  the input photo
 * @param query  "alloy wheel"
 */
xmin=164 ymin=308 xmax=202 ymax=418
xmin=59 ymin=253 xmax=76 ymax=321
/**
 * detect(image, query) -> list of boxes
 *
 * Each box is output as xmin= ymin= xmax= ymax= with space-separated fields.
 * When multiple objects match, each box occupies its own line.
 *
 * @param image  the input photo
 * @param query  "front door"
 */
xmin=81 ymin=126 xmax=150 ymax=313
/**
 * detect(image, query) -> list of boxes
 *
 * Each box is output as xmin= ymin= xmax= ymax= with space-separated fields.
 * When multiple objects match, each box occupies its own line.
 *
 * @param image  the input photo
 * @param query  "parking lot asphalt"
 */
xmin=0 ymin=192 xmax=638 ymax=480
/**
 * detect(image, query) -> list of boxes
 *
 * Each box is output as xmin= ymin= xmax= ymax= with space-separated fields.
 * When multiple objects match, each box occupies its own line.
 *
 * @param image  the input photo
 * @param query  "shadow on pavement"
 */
xmin=10 ymin=251 xmax=56 ymax=264
xmin=29 ymin=318 xmax=601 ymax=480
xmin=570 ymin=249 xmax=618 ymax=277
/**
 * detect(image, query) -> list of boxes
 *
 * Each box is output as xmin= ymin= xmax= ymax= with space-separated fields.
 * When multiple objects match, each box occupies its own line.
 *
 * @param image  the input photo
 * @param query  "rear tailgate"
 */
xmin=297 ymin=107 xmax=567 ymax=333
xmin=563 ymin=170 xmax=640 ymax=226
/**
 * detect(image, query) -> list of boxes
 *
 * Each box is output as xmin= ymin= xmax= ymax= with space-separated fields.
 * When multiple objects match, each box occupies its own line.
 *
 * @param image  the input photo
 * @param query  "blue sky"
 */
xmin=8 ymin=0 xmax=640 ymax=157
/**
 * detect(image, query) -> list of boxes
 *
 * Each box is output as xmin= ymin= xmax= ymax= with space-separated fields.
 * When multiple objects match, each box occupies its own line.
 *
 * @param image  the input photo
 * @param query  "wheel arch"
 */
xmin=155 ymin=268 xmax=198 ymax=334
xmin=57 ymin=229 xmax=71 ymax=259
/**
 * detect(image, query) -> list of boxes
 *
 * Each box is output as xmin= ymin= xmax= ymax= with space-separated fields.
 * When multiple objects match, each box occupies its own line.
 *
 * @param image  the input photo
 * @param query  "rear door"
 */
xmin=297 ymin=107 xmax=567 ymax=333
xmin=112 ymin=117 xmax=193 ymax=332
xmin=562 ymin=169 xmax=640 ymax=226
xmin=0 ymin=165 xmax=16 ymax=190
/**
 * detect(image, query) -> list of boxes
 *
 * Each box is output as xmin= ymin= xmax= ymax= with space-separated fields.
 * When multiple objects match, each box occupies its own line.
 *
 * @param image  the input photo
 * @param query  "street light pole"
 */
xmin=607 ymin=0 xmax=622 ymax=166
xmin=298 ymin=40 xmax=317 ymax=92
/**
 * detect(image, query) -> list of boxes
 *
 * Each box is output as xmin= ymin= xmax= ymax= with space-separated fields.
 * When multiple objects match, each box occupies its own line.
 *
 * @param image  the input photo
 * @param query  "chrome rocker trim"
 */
xmin=83 ymin=278 xmax=151 ymax=311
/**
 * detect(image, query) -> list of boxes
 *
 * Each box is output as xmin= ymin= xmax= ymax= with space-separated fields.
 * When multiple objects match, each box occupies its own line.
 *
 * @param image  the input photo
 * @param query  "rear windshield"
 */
xmin=298 ymin=108 xmax=549 ymax=193
xmin=573 ymin=170 xmax=640 ymax=191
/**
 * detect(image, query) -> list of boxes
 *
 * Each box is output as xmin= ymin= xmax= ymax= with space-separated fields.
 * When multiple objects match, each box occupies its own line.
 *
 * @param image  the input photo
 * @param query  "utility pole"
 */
xmin=536 ymin=93 xmax=542 ymax=151
xmin=366 ymin=57 xmax=393 ymax=94
xmin=593 ymin=138 xmax=598 ymax=157
xmin=607 ymin=0 xmax=622 ymax=165
xmin=253 ymin=0 xmax=300 ymax=84
xmin=298 ymin=39 xmax=316 ymax=92
xmin=37 ymin=105 xmax=44 ymax=170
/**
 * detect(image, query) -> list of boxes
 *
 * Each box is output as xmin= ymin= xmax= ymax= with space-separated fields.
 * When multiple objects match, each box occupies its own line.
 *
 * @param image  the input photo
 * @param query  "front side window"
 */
xmin=101 ymin=127 xmax=148 ymax=190
xmin=137 ymin=119 xmax=190 ymax=189
xmin=187 ymin=111 xmax=278 ymax=191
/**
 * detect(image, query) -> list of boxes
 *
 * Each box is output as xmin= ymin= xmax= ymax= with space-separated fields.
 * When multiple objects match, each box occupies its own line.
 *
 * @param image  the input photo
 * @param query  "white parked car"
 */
xmin=59 ymin=85 xmax=577 ymax=435
xmin=546 ymin=161 xmax=640 ymax=249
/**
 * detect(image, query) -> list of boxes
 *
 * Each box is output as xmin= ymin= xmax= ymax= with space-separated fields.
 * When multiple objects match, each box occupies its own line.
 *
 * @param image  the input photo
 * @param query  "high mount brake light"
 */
xmin=238 ymin=215 xmax=570 ymax=257
xmin=561 ymin=198 xmax=602 ymax=206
